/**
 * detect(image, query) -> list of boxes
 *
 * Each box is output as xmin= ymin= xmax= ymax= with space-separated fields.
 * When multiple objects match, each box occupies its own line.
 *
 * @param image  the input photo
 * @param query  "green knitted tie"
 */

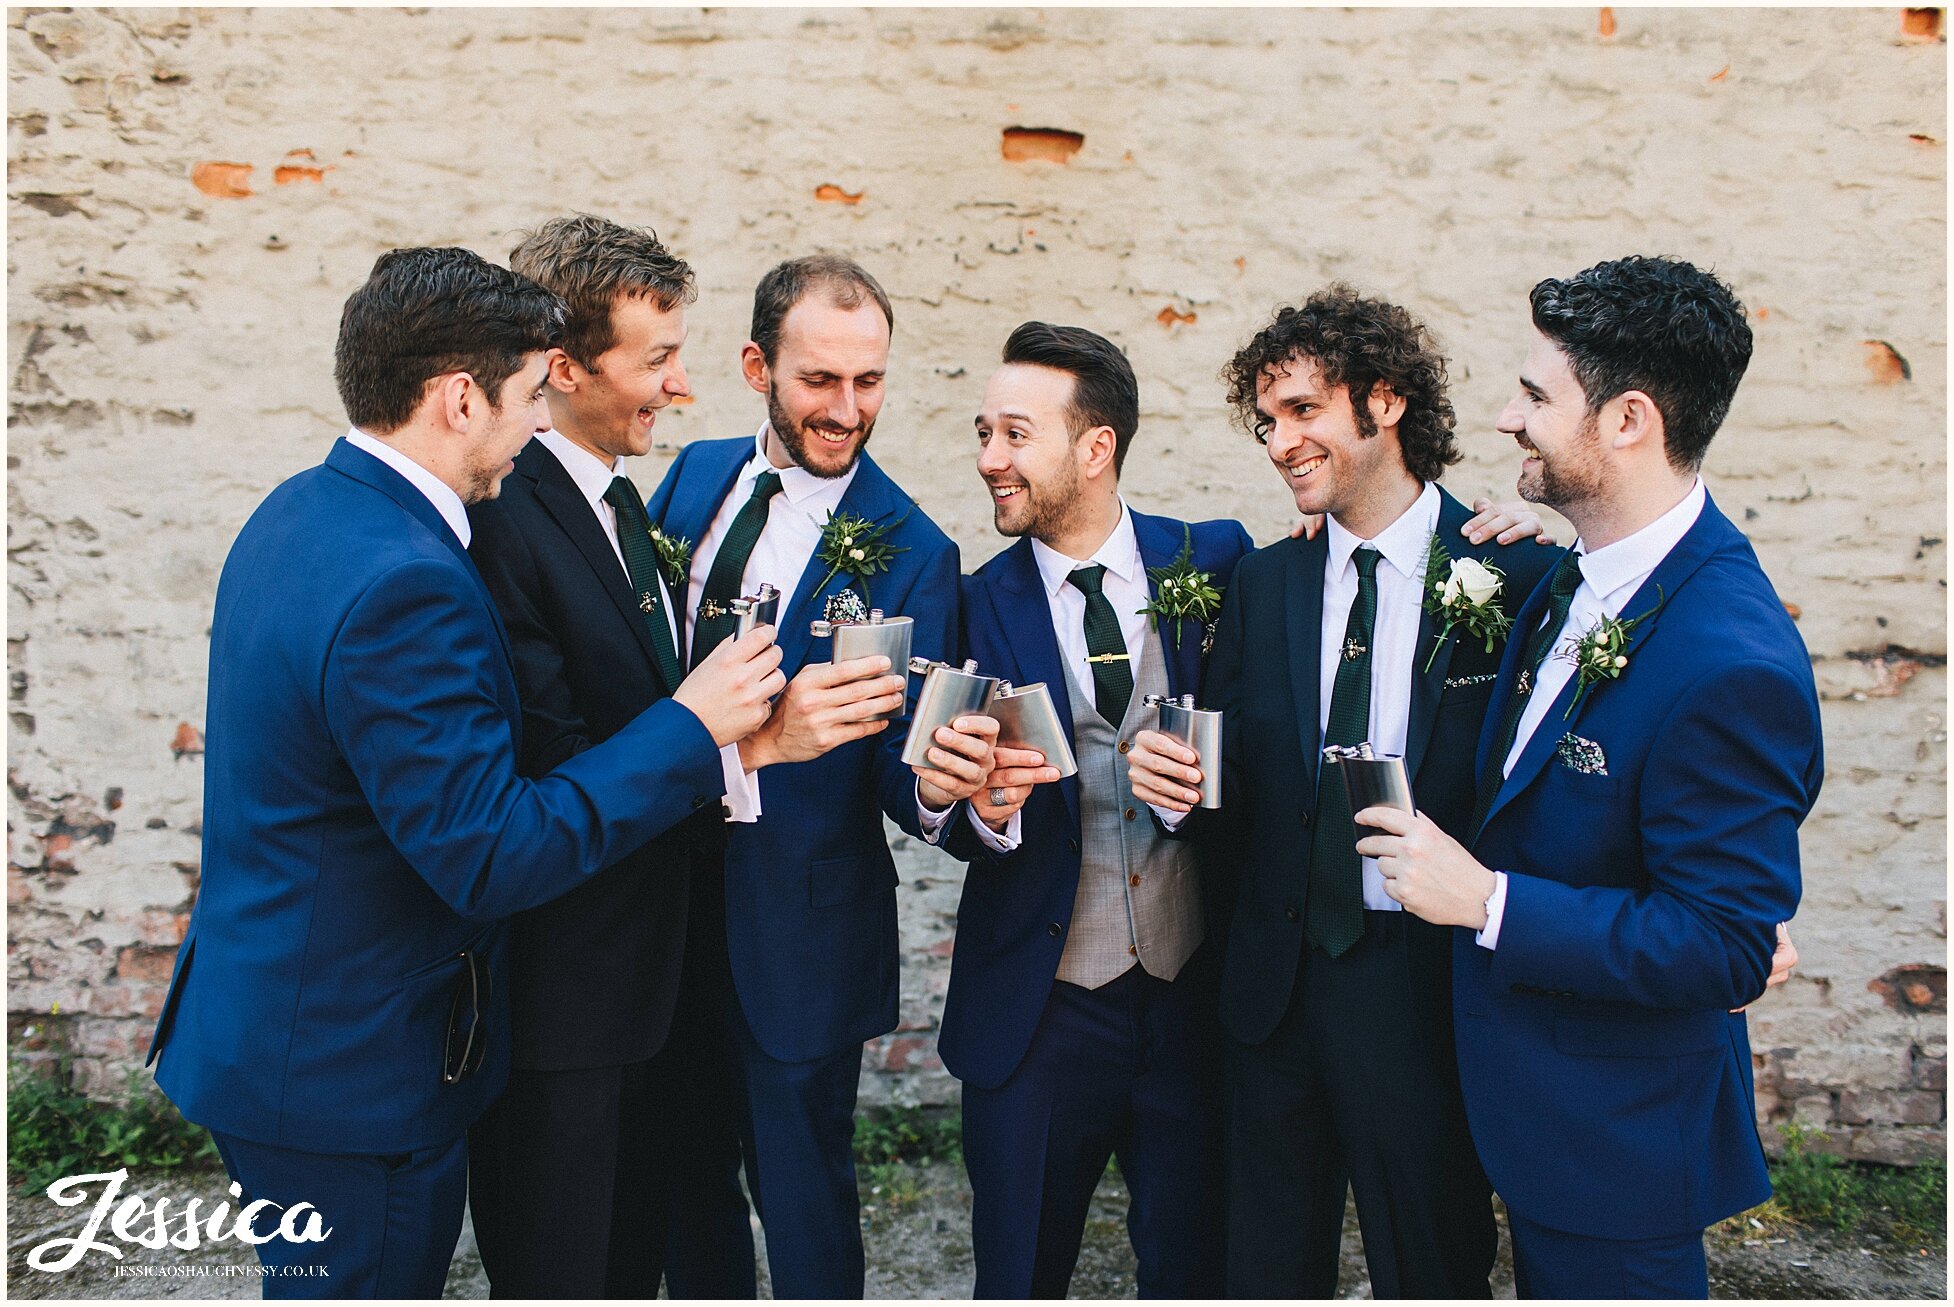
xmin=1469 ymin=548 xmax=1585 ymax=836
xmin=1306 ymin=546 xmax=1381 ymax=958
xmin=1067 ymin=564 xmax=1133 ymax=725
xmin=691 ymin=470 xmax=783 ymax=668
xmin=602 ymin=476 xmax=685 ymax=693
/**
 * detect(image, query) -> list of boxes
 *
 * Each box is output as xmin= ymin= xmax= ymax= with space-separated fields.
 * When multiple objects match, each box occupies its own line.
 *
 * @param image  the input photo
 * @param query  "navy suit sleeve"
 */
xmin=1490 ymin=658 xmax=1815 ymax=1009
xmin=321 ymin=557 xmax=722 ymax=921
xmin=876 ymin=534 xmax=962 ymax=842
xmin=468 ymin=507 xmax=593 ymax=776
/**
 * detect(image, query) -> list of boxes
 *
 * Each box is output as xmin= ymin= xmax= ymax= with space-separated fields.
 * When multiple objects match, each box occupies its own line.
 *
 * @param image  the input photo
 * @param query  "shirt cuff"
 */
xmin=720 ymin=743 xmax=761 ymax=823
xmin=968 ymin=804 xmax=1022 ymax=854
xmin=1474 ymin=870 xmax=1509 ymax=950
xmin=1150 ymin=803 xmax=1189 ymax=832
xmin=916 ymin=787 xmax=956 ymax=844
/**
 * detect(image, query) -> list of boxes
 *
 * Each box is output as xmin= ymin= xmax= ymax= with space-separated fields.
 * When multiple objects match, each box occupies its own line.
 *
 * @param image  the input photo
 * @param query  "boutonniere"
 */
xmin=1138 ymin=525 xmax=1223 ymax=650
xmin=646 ymin=524 xmax=692 ymax=590
xmin=1558 ymin=588 xmax=1664 ymax=718
xmin=1420 ymin=533 xmax=1513 ymax=673
xmin=815 ymin=507 xmax=911 ymax=605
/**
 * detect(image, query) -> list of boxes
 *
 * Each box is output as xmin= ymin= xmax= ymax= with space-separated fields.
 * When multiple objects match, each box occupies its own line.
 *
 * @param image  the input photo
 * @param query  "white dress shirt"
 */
xmin=1321 ymin=482 xmax=1440 ymax=911
xmin=345 ymin=428 xmax=471 ymax=547
xmin=1476 ymin=476 xmax=1706 ymax=948
xmin=921 ymin=501 xmax=1153 ymax=854
xmin=534 ymin=430 xmax=760 ymax=822
xmin=682 ymin=426 xmax=858 ymax=658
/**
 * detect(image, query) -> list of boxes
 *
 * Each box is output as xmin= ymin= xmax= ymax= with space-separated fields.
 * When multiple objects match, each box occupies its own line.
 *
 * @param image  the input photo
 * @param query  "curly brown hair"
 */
xmin=509 ymin=214 xmax=695 ymax=371
xmin=1222 ymin=284 xmax=1460 ymax=483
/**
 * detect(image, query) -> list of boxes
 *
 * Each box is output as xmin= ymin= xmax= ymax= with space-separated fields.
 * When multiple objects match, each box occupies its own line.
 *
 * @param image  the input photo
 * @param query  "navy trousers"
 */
xmin=1508 ymin=1207 xmax=1710 ymax=1299
xmin=209 ymin=1130 xmax=467 ymax=1298
xmin=733 ymin=1003 xmax=867 ymax=1299
xmin=961 ymin=949 xmax=1225 ymax=1299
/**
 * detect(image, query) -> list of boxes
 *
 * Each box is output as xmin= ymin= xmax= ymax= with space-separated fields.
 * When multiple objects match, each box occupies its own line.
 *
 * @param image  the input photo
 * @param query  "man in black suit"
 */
xmin=1130 ymin=286 xmax=1559 ymax=1298
xmin=465 ymin=215 xmax=904 ymax=1297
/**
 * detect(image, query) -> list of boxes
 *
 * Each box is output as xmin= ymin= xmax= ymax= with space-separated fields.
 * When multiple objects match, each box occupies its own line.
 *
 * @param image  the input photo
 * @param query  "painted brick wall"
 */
xmin=8 ymin=7 xmax=1945 ymax=1161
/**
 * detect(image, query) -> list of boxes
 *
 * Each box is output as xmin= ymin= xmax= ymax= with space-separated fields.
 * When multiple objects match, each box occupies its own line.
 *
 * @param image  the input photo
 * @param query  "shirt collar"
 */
xmin=536 ymin=429 xmax=619 ymax=511
xmin=1325 ymin=480 xmax=1440 ymax=582
xmin=748 ymin=423 xmax=860 ymax=507
xmin=344 ymin=428 xmax=472 ymax=547
xmin=1573 ymin=476 xmax=1707 ymax=603
xmin=1030 ymin=499 xmax=1141 ymax=598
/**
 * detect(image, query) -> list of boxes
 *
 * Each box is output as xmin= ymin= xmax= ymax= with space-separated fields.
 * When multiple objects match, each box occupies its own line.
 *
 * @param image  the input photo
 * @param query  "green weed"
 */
xmin=7 ymin=1060 xmax=219 ymax=1193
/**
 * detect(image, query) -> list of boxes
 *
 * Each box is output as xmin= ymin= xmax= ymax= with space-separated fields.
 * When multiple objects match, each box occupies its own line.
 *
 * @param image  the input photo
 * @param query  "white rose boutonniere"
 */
xmin=1421 ymin=534 xmax=1513 ymax=673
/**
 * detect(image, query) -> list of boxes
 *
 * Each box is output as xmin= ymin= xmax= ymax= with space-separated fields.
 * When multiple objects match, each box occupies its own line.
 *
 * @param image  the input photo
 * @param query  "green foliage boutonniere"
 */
xmin=1420 ymin=533 xmax=1513 ymax=673
xmin=1137 ymin=525 xmax=1223 ymax=650
xmin=1559 ymin=588 xmax=1664 ymax=719
xmin=815 ymin=508 xmax=911 ymax=605
xmin=646 ymin=525 xmax=692 ymax=590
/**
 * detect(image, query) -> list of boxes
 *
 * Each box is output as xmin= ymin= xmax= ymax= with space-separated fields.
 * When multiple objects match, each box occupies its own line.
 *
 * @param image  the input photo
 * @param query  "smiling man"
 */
xmin=147 ymin=247 xmax=785 ymax=1297
xmin=1354 ymin=257 xmax=1822 ymax=1299
xmin=641 ymin=255 xmax=977 ymax=1298
xmin=1128 ymin=285 xmax=1559 ymax=1298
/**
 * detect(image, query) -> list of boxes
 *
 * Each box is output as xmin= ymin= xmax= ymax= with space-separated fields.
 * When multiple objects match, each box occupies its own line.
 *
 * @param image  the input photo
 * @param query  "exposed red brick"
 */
xmin=882 ymin=1035 xmax=930 ymax=1071
xmin=1863 ymin=339 xmax=1912 ymax=384
xmin=8 ymin=867 xmax=31 ymax=904
xmin=1709 ymin=65 xmax=1730 ymax=82
xmin=1754 ymin=306 xmax=1770 ymax=320
xmin=813 ymin=183 xmax=863 ymax=205
xmin=1001 ymin=127 xmax=1084 ymax=164
xmin=115 ymin=944 xmax=178 ymax=984
xmin=1869 ymin=963 xmax=1946 ymax=1014
xmin=1782 ymin=601 xmax=1802 ymax=620
xmin=134 ymin=908 xmax=188 ymax=946
xmin=925 ymin=936 xmax=954 ymax=957
xmin=1910 ymin=133 xmax=1940 ymax=145
xmin=1156 ymin=306 xmax=1196 ymax=328
xmin=1234 ymin=256 xmax=1247 ymax=274
xmin=171 ymin=721 xmax=204 ymax=756
xmin=274 ymin=165 xmax=325 ymax=185
xmin=1598 ymin=7 xmax=1617 ymax=38
xmin=43 ymin=832 xmax=73 ymax=870
xmin=285 ymin=147 xmax=317 ymax=161
xmin=190 ymin=161 xmax=253 ymax=198
xmin=1901 ymin=8 xmax=1943 ymax=39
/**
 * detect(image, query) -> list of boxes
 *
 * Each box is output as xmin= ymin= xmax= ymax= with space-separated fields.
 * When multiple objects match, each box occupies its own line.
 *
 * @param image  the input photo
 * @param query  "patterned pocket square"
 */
xmin=1555 ymin=732 xmax=1608 ymax=776
xmin=1444 ymin=673 xmax=1498 ymax=690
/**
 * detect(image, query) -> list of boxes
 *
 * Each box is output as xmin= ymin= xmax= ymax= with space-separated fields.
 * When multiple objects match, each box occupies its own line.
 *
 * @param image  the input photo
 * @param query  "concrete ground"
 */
xmin=8 ymin=1163 xmax=1946 ymax=1299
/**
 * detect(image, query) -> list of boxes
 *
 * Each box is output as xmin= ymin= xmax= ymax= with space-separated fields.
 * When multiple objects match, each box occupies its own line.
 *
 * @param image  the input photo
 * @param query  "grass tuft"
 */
xmin=7 ymin=1059 xmax=219 ymax=1193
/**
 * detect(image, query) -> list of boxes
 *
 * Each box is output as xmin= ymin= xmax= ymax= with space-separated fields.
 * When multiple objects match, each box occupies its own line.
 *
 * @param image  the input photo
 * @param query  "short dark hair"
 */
xmin=509 ymin=213 xmax=695 ymax=370
xmin=1528 ymin=256 xmax=1753 ymax=470
xmin=1000 ymin=321 xmax=1140 ymax=474
xmin=334 ymin=247 xmax=563 ymax=434
xmin=1222 ymin=284 xmax=1460 ymax=483
xmin=749 ymin=254 xmax=893 ymax=365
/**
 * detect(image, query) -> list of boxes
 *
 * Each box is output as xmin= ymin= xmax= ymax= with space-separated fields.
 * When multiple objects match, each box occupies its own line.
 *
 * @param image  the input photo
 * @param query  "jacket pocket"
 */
xmin=809 ymin=854 xmax=898 ymax=908
xmin=1553 ymin=1011 xmax=1721 ymax=1058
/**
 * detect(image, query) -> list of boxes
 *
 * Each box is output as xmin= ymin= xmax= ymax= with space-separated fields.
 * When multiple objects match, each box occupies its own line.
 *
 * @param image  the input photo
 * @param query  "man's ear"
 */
xmin=1368 ymin=383 xmax=1408 ymax=434
xmin=545 ymin=347 xmax=581 ymax=394
xmin=435 ymin=372 xmax=474 ymax=433
xmin=739 ymin=342 xmax=771 ymax=397
xmin=1079 ymin=424 xmax=1119 ymax=482
xmin=1607 ymin=390 xmax=1665 ymax=457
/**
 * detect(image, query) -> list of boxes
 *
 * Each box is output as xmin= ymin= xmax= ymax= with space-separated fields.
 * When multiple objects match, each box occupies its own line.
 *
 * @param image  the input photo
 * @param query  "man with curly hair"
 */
xmin=1130 ymin=285 xmax=1559 ymax=1298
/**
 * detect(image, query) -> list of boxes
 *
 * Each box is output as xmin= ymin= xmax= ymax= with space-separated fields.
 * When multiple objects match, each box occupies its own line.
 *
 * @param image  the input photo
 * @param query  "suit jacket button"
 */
xmin=1299 ymin=808 xmax=1311 ymax=826
xmin=1117 ymin=740 xmax=1131 ymax=754
xmin=1068 ymin=838 xmax=1080 ymax=853
xmin=1048 ymin=922 xmax=1063 ymax=937
xmin=1285 ymin=906 xmax=1300 ymax=923
xmin=1124 ymin=807 xmax=1137 ymax=821
xmin=691 ymin=795 xmax=708 ymax=810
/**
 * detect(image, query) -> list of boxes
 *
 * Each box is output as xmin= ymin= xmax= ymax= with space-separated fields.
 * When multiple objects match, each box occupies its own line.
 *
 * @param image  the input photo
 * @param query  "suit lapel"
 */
xmin=527 ymin=449 xmax=669 ymax=685
xmin=1404 ymin=490 xmax=1473 ymax=780
xmin=652 ymin=439 xmax=750 ymax=665
xmin=775 ymin=453 xmax=910 ymax=676
xmin=1480 ymin=493 xmax=1730 ymax=831
xmin=1284 ymin=532 xmax=1328 ymax=796
xmin=987 ymin=539 xmax=1080 ymax=827
xmin=1133 ymin=511 xmax=1203 ymax=699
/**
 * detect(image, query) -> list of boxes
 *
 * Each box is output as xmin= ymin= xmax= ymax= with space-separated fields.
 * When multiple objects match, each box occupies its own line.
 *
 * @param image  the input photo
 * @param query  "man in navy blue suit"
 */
xmin=467 ymin=217 xmax=903 ymax=1297
xmin=147 ymin=247 xmax=787 ymax=1297
xmin=925 ymin=322 xmax=1252 ymax=1297
xmin=640 ymin=255 xmax=974 ymax=1298
xmin=1130 ymin=287 xmax=1560 ymax=1298
xmin=1357 ymin=256 xmax=1822 ymax=1298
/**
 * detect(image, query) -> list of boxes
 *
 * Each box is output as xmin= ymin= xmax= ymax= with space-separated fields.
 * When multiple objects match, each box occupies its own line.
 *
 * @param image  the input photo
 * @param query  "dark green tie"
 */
xmin=1307 ymin=546 xmax=1381 ymax=958
xmin=1468 ymin=549 xmax=1585 ymax=836
xmin=691 ymin=470 xmax=782 ymax=668
xmin=1067 ymin=564 xmax=1133 ymax=725
xmin=602 ymin=477 xmax=686 ymax=693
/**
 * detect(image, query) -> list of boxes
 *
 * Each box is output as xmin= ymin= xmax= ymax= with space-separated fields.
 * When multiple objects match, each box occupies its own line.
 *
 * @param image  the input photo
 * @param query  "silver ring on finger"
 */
xmin=988 ymin=787 xmax=1008 ymax=807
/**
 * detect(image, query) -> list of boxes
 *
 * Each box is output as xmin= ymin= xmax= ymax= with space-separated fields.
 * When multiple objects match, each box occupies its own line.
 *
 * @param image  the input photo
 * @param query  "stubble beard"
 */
xmin=768 ymin=388 xmax=872 ymax=480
